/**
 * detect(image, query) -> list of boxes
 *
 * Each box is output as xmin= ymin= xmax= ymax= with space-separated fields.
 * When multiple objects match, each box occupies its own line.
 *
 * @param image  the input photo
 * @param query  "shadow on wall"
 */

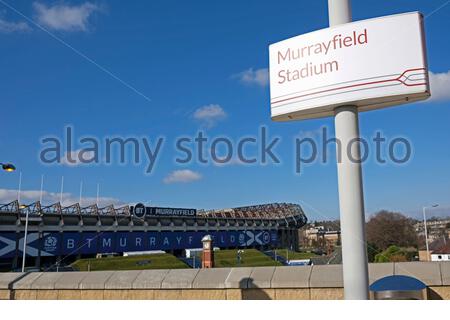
xmin=240 ymin=278 xmax=273 ymax=300
xmin=427 ymin=288 xmax=443 ymax=300
xmin=8 ymin=272 xmax=29 ymax=300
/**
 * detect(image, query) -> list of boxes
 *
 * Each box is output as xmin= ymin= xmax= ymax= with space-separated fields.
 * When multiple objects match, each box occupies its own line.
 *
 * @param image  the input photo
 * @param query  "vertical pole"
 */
xmin=96 ymin=183 xmax=100 ymax=206
xmin=18 ymin=171 xmax=25 ymax=271
xmin=423 ymin=207 xmax=430 ymax=261
xmin=328 ymin=0 xmax=369 ymax=299
xmin=328 ymin=0 xmax=352 ymax=26
xmin=59 ymin=176 xmax=64 ymax=204
xmin=334 ymin=108 xmax=369 ymax=299
xmin=21 ymin=209 xmax=29 ymax=272
xmin=39 ymin=174 xmax=44 ymax=203
xmin=79 ymin=181 xmax=83 ymax=205
xmin=17 ymin=171 xmax=22 ymax=204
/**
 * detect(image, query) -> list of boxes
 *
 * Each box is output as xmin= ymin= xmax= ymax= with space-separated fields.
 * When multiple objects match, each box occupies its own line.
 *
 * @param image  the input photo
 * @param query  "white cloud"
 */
xmin=0 ymin=188 xmax=123 ymax=207
xmin=163 ymin=170 xmax=202 ymax=184
xmin=296 ymin=127 xmax=324 ymax=140
xmin=233 ymin=68 xmax=269 ymax=87
xmin=60 ymin=149 xmax=96 ymax=166
xmin=429 ymin=70 xmax=450 ymax=102
xmin=33 ymin=2 xmax=100 ymax=32
xmin=0 ymin=18 xmax=31 ymax=33
xmin=193 ymin=104 xmax=227 ymax=128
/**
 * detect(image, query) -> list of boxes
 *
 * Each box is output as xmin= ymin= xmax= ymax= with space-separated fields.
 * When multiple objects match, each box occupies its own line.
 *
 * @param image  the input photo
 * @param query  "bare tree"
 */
xmin=366 ymin=210 xmax=418 ymax=251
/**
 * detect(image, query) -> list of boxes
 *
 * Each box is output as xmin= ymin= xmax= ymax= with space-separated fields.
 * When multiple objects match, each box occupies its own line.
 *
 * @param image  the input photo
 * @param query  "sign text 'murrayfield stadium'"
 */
xmin=269 ymin=12 xmax=430 ymax=121
xmin=276 ymin=29 xmax=368 ymax=84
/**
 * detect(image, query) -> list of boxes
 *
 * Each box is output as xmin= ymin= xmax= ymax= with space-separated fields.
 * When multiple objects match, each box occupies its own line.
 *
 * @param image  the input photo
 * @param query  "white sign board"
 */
xmin=269 ymin=12 xmax=430 ymax=121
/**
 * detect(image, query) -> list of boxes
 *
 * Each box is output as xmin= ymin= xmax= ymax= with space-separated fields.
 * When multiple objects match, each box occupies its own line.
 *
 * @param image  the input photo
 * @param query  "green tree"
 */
xmin=374 ymin=245 xmax=412 ymax=263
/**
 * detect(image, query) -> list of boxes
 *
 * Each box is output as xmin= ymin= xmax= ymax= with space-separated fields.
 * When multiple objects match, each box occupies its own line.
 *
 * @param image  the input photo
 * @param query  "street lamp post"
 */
xmin=423 ymin=204 xmax=439 ymax=261
xmin=11 ymin=170 xmax=29 ymax=272
xmin=21 ymin=205 xmax=29 ymax=272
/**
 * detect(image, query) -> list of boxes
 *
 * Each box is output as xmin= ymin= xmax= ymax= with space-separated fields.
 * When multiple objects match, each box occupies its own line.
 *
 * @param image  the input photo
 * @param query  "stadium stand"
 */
xmin=0 ymin=200 xmax=307 ymax=271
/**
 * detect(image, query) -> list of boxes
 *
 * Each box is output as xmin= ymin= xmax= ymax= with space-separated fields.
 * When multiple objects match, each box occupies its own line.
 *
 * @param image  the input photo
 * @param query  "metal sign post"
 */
xmin=269 ymin=0 xmax=429 ymax=300
xmin=328 ymin=0 xmax=369 ymax=299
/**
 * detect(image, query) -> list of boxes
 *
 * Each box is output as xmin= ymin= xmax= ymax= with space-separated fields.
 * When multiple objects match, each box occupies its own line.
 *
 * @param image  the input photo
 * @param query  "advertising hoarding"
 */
xmin=0 ymin=230 xmax=278 ymax=258
xmin=131 ymin=203 xmax=197 ymax=217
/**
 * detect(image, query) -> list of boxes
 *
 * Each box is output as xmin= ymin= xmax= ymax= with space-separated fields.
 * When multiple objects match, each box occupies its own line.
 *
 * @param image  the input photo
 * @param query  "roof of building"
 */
xmin=432 ymin=242 xmax=450 ymax=254
xmin=429 ymin=238 xmax=450 ymax=252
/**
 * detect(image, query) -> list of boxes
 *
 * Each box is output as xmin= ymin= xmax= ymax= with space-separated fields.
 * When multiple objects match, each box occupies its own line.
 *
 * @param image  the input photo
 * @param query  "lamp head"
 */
xmin=1 ymin=163 xmax=16 ymax=172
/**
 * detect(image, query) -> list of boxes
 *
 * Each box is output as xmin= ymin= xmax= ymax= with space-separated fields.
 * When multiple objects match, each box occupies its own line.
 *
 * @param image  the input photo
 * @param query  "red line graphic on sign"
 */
xmin=271 ymin=68 xmax=427 ymax=106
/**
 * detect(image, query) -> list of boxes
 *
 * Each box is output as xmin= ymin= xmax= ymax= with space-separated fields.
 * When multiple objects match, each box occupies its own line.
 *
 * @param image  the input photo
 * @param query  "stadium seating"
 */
xmin=198 ymin=203 xmax=305 ymax=220
xmin=0 ymin=200 xmax=305 ymax=222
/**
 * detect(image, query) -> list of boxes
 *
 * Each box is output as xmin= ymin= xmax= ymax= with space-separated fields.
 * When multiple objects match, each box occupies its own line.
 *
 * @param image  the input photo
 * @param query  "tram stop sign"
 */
xmin=269 ymin=12 xmax=430 ymax=121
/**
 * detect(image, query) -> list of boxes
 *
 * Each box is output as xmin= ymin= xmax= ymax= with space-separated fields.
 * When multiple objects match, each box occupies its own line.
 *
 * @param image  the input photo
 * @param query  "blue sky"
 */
xmin=1 ymin=0 xmax=450 ymax=220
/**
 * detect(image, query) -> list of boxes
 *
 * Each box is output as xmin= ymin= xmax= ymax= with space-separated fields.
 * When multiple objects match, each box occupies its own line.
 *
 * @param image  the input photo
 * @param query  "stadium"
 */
xmin=0 ymin=200 xmax=307 ymax=270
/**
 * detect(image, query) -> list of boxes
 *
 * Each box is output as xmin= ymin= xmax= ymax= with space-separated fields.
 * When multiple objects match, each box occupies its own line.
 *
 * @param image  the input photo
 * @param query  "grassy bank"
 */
xmin=71 ymin=253 xmax=188 ymax=271
xmin=211 ymin=249 xmax=282 ymax=267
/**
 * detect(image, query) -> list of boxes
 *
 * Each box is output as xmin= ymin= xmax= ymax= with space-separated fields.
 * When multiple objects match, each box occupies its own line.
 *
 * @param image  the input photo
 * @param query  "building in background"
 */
xmin=431 ymin=243 xmax=450 ymax=262
xmin=419 ymin=238 xmax=450 ymax=262
xmin=300 ymin=223 xmax=341 ymax=254
xmin=415 ymin=218 xmax=450 ymax=241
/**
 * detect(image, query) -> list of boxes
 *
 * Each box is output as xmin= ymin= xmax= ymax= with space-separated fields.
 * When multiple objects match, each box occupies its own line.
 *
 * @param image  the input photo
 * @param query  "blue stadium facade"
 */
xmin=0 ymin=201 xmax=307 ymax=270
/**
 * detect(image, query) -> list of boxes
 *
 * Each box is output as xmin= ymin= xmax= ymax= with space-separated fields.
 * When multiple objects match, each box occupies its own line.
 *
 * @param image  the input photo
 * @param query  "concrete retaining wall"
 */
xmin=1 ymin=262 xmax=449 ymax=300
